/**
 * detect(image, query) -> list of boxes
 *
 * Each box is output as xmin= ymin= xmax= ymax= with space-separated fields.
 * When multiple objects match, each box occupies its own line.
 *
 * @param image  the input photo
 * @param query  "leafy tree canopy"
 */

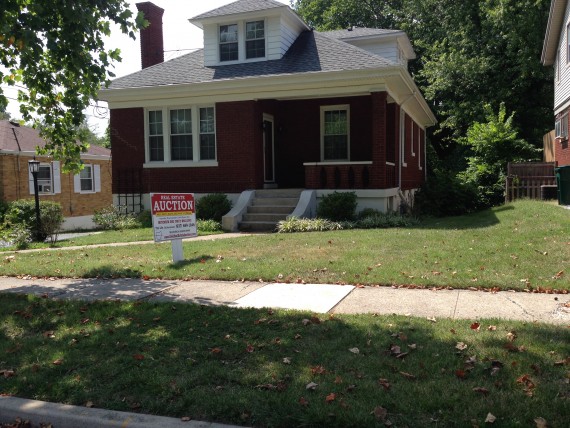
xmin=0 ymin=0 xmax=145 ymax=172
xmin=293 ymin=0 xmax=553 ymax=160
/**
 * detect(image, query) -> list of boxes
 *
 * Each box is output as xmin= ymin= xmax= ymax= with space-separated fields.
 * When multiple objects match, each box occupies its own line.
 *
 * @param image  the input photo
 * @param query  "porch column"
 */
xmin=371 ymin=92 xmax=387 ymax=188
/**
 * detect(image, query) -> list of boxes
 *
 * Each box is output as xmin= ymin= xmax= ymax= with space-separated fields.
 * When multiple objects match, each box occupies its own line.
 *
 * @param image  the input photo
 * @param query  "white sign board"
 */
xmin=150 ymin=193 xmax=197 ymax=243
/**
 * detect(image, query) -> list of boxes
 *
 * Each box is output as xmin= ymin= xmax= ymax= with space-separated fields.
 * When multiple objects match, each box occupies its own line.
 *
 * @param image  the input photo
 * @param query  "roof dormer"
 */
xmin=190 ymin=0 xmax=310 ymax=67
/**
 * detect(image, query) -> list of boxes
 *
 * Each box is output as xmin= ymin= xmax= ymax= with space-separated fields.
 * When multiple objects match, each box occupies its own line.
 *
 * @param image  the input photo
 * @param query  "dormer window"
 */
xmin=220 ymin=24 xmax=238 ymax=62
xmin=246 ymin=21 xmax=265 ymax=59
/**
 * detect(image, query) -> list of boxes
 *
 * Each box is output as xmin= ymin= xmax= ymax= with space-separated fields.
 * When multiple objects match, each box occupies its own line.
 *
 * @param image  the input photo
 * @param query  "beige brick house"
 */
xmin=0 ymin=120 xmax=112 ymax=230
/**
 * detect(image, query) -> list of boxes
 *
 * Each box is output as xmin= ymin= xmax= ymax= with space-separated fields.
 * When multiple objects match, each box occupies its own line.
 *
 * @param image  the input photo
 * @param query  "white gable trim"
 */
xmin=542 ymin=0 xmax=568 ymax=65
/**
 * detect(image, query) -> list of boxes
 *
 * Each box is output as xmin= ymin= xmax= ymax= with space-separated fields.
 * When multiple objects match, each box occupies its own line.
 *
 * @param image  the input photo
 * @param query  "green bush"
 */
xmin=5 ymin=199 xmax=64 ymax=242
xmin=277 ymin=217 xmax=343 ymax=233
xmin=355 ymin=212 xmax=418 ymax=229
xmin=317 ymin=191 xmax=357 ymax=221
xmin=7 ymin=224 xmax=32 ymax=249
xmin=196 ymin=193 xmax=232 ymax=222
xmin=93 ymin=205 xmax=140 ymax=230
xmin=197 ymin=219 xmax=222 ymax=232
xmin=0 ymin=200 xmax=9 ymax=225
xmin=136 ymin=210 xmax=153 ymax=228
xmin=357 ymin=208 xmax=382 ymax=220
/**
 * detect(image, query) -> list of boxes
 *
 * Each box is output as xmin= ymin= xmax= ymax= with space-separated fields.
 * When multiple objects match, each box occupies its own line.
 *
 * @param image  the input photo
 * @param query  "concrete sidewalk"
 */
xmin=1 ymin=276 xmax=568 ymax=427
xmin=0 ymin=276 xmax=568 ymax=325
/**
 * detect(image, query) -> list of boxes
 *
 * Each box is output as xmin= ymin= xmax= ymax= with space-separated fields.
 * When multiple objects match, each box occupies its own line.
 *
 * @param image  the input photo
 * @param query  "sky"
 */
xmin=3 ymin=0 xmax=290 ymax=136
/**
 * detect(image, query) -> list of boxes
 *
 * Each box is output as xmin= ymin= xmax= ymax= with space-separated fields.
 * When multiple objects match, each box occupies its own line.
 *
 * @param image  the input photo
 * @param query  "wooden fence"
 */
xmin=505 ymin=162 xmax=557 ymax=202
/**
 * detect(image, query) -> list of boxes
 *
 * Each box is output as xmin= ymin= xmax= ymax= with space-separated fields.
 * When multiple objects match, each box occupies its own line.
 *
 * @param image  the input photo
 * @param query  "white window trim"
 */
xmin=144 ymin=106 xmax=218 ymax=168
xmin=567 ymin=22 xmax=570 ymax=65
xmin=74 ymin=164 xmax=101 ymax=194
xmin=216 ymin=19 xmax=267 ymax=65
xmin=400 ymin=109 xmax=407 ymax=167
xmin=320 ymin=104 xmax=350 ymax=162
xmin=245 ymin=19 xmax=266 ymax=60
xmin=418 ymin=128 xmax=423 ymax=171
xmin=410 ymin=121 xmax=416 ymax=157
xmin=28 ymin=161 xmax=61 ymax=195
xmin=555 ymin=113 xmax=568 ymax=139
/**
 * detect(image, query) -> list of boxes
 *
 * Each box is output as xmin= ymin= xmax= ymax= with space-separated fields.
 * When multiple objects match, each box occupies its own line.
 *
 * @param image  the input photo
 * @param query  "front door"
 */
xmin=263 ymin=115 xmax=275 ymax=184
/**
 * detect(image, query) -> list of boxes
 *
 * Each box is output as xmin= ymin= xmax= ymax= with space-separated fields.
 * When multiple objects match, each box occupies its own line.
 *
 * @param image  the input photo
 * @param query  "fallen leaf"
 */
xmin=470 ymin=322 xmax=481 ymax=331
xmin=133 ymin=354 xmax=144 ymax=361
xmin=211 ymin=348 xmax=222 ymax=354
xmin=488 ymin=325 xmax=497 ymax=331
xmin=302 ymin=319 xmax=311 ymax=326
xmin=456 ymin=342 xmax=468 ymax=351
xmin=553 ymin=271 xmax=564 ymax=279
xmin=311 ymin=365 xmax=327 ymax=375
xmin=473 ymin=387 xmax=489 ymax=395
xmin=52 ymin=359 xmax=63 ymax=365
xmin=346 ymin=384 xmax=357 ymax=392
xmin=1 ymin=369 xmax=15 ymax=378
xmin=348 ymin=347 xmax=360 ymax=354
xmin=298 ymin=397 xmax=309 ymax=406
xmin=85 ymin=401 xmax=94 ymax=408
xmin=306 ymin=382 xmax=318 ymax=390
xmin=142 ymin=275 xmax=150 ymax=281
xmin=334 ymin=376 xmax=343 ymax=384
xmin=506 ymin=331 xmax=517 ymax=342
xmin=245 ymin=344 xmax=255 ymax=353
xmin=283 ymin=357 xmax=291 ymax=364
xmin=372 ymin=405 xmax=387 ymax=421
xmin=427 ymin=317 xmax=437 ymax=323
xmin=181 ymin=416 xmax=191 ymax=421
xmin=42 ymin=331 xmax=55 ymax=338
xmin=325 ymin=392 xmax=336 ymax=402
xmin=534 ymin=417 xmax=547 ymax=428
xmin=390 ymin=345 xmax=401 ymax=355
xmin=399 ymin=371 xmax=416 ymax=380
xmin=378 ymin=378 xmax=391 ymax=390
xmin=485 ymin=412 xmax=496 ymax=423
xmin=455 ymin=369 xmax=467 ymax=379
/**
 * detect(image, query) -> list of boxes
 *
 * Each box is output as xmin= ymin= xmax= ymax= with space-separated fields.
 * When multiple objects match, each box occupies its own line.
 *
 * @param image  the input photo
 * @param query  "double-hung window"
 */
xmin=321 ymin=105 xmax=349 ymax=161
xmin=556 ymin=113 xmax=568 ymax=139
xmin=74 ymin=164 xmax=101 ymax=193
xmin=170 ymin=108 xmax=193 ymax=161
xmin=38 ymin=164 xmax=53 ymax=193
xmin=219 ymin=24 xmax=238 ymax=62
xmin=149 ymin=110 xmax=164 ymax=161
xmin=246 ymin=21 xmax=265 ymax=59
xmin=146 ymin=107 xmax=217 ymax=166
xmin=29 ymin=161 xmax=61 ymax=195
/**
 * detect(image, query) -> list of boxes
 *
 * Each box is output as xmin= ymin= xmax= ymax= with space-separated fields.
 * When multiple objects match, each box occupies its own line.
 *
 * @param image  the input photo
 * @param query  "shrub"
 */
xmin=93 ymin=205 xmax=140 ymax=230
xmin=277 ymin=217 xmax=343 ymax=233
xmin=197 ymin=219 xmax=222 ymax=232
xmin=0 ymin=200 xmax=9 ymax=225
xmin=357 ymin=208 xmax=382 ymax=220
xmin=196 ymin=194 xmax=232 ymax=222
xmin=136 ymin=210 xmax=153 ymax=228
xmin=317 ymin=191 xmax=357 ymax=221
xmin=414 ymin=171 xmax=481 ymax=217
xmin=5 ymin=199 xmax=64 ymax=242
xmin=8 ymin=224 xmax=32 ymax=249
xmin=355 ymin=212 xmax=418 ymax=229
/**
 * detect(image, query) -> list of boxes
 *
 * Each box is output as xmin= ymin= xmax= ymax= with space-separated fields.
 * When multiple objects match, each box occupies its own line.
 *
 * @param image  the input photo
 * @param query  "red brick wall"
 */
xmin=401 ymin=114 xmax=425 ymax=190
xmin=555 ymin=110 xmax=570 ymax=166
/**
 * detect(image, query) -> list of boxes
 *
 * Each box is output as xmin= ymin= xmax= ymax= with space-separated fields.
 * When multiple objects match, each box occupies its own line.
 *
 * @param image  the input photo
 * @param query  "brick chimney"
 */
xmin=136 ymin=2 xmax=164 ymax=69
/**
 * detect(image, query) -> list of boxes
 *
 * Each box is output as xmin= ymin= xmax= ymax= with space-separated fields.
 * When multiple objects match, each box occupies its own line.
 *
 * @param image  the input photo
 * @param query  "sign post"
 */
xmin=150 ymin=193 xmax=197 ymax=262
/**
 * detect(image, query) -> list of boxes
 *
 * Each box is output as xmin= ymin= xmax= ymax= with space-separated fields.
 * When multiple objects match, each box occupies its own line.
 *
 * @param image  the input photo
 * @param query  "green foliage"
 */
xmin=293 ymin=0 xmax=552 ymax=159
xmin=0 ymin=199 xmax=9 ymax=224
xmin=93 ymin=205 xmax=140 ymax=230
xmin=317 ymin=191 xmax=357 ymax=221
xmin=0 ymin=1 xmax=146 ymax=172
xmin=196 ymin=194 xmax=232 ymax=222
xmin=458 ymin=103 xmax=541 ymax=207
xmin=5 ymin=199 xmax=64 ymax=242
xmin=355 ymin=212 xmax=418 ymax=228
xmin=414 ymin=171 xmax=481 ymax=217
xmin=277 ymin=217 xmax=343 ymax=233
xmin=6 ymin=224 xmax=32 ymax=249
xmin=197 ymin=219 xmax=222 ymax=232
xmin=135 ymin=210 xmax=152 ymax=228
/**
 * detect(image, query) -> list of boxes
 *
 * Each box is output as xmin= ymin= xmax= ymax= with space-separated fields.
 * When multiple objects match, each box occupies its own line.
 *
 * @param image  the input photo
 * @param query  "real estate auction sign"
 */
xmin=150 ymin=193 xmax=197 ymax=242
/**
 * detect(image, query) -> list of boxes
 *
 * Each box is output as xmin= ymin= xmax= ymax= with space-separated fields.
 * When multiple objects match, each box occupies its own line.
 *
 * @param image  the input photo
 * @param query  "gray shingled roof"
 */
xmin=191 ymin=0 xmax=285 ymax=20
xmin=324 ymin=28 xmax=403 ymax=40
xmin=107 ymin=31 xmax=397 ymax=90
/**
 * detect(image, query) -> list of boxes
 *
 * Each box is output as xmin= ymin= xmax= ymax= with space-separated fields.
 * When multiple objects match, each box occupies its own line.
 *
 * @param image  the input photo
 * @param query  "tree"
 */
xmin=459 ymin=103 xmax=541 ymax=207
xmin=0 ymin=1 xmax=145 ymax=172
xmin=292 ymin=0 xmax=553 ymax=162
xmin=0 ymin=97 xmax=10 ymax=120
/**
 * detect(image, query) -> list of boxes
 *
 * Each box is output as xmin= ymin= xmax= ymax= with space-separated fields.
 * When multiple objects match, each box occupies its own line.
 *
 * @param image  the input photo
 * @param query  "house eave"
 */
xmin=99 ymin=67 xmax=436 ymax=128
xmin=0 ymin=149 xmax=110 ymax=161
xmin=542 ymin=0 xmax=568 ymax=65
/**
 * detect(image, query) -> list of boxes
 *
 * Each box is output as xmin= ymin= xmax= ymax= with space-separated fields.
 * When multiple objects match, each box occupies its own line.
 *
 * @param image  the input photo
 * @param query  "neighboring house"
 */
xmin=99 ymin=0 xmax=436 ymax=231
xmin=542 ymin=0 xmax=570 ymax=166
xmin=0 ymin=120 xmax=112 ymax=230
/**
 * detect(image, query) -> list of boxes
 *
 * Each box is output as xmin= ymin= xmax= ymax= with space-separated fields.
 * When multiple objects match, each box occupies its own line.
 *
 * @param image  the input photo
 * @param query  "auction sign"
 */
xmin=150 ymin=193 xmax=197 ymax=243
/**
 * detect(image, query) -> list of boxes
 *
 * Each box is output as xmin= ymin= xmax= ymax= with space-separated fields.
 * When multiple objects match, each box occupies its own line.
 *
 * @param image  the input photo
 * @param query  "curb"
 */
xmin=0 ymin=396 xmax=242 ymax=428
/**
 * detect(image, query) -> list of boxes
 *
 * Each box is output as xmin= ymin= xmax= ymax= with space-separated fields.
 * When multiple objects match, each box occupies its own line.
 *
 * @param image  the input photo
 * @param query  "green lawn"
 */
xmin=0 ymin=294 xmax=568 ymax=427
xmin=2 ymin=200 xmax=568 ymax=291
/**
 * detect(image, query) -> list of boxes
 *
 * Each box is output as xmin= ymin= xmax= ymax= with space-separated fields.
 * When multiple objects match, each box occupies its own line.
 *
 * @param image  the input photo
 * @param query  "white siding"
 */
xmin=279 ymin=14 xmax=304 ymax=58
xmin=267 ymin=16 xmax=283 ymax=60
xmin=203 ymin=24 xmax=219 ymax=67
xmin=345 ymin=39 xmax=402 ymax=65
xmin=555 ymin=0 xmax=570 ymax=113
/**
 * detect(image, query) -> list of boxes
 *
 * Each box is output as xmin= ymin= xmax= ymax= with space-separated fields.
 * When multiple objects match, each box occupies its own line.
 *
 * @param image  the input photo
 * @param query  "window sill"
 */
xmin=303 ymin=161 xmax=372 ymax=166
xmin=144 ymin=161 xmax=219 ymax=169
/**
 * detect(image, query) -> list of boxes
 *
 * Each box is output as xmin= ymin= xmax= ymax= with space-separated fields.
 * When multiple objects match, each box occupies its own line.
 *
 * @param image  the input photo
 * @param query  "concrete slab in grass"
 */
xmin=233 ymin=283 xmax=355 ymax=313
xmin=150 ymin=280 xmax=266 ymax=306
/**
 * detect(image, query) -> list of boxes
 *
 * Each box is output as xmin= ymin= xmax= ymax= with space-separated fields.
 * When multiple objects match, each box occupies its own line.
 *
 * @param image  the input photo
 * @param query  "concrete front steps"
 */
xmin=239 ymin=189 xmax=303 ymax=232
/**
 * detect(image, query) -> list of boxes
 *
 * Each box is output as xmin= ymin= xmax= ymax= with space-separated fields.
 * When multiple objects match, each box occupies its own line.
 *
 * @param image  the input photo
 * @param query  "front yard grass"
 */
xmin=0 ymin=294 xmax=568 ymax=427
xmin=1 ymin=200 xmax=568 ymax=291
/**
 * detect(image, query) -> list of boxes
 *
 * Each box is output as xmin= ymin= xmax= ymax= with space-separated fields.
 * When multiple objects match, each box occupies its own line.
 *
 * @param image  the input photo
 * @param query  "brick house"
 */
xmin=542 ymin=0 xmax=570 ymax=166
xmin=0 ymin=120 xmax=112 ymax=230
xmin=99 ymin=0 xmax=436 ymax=231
